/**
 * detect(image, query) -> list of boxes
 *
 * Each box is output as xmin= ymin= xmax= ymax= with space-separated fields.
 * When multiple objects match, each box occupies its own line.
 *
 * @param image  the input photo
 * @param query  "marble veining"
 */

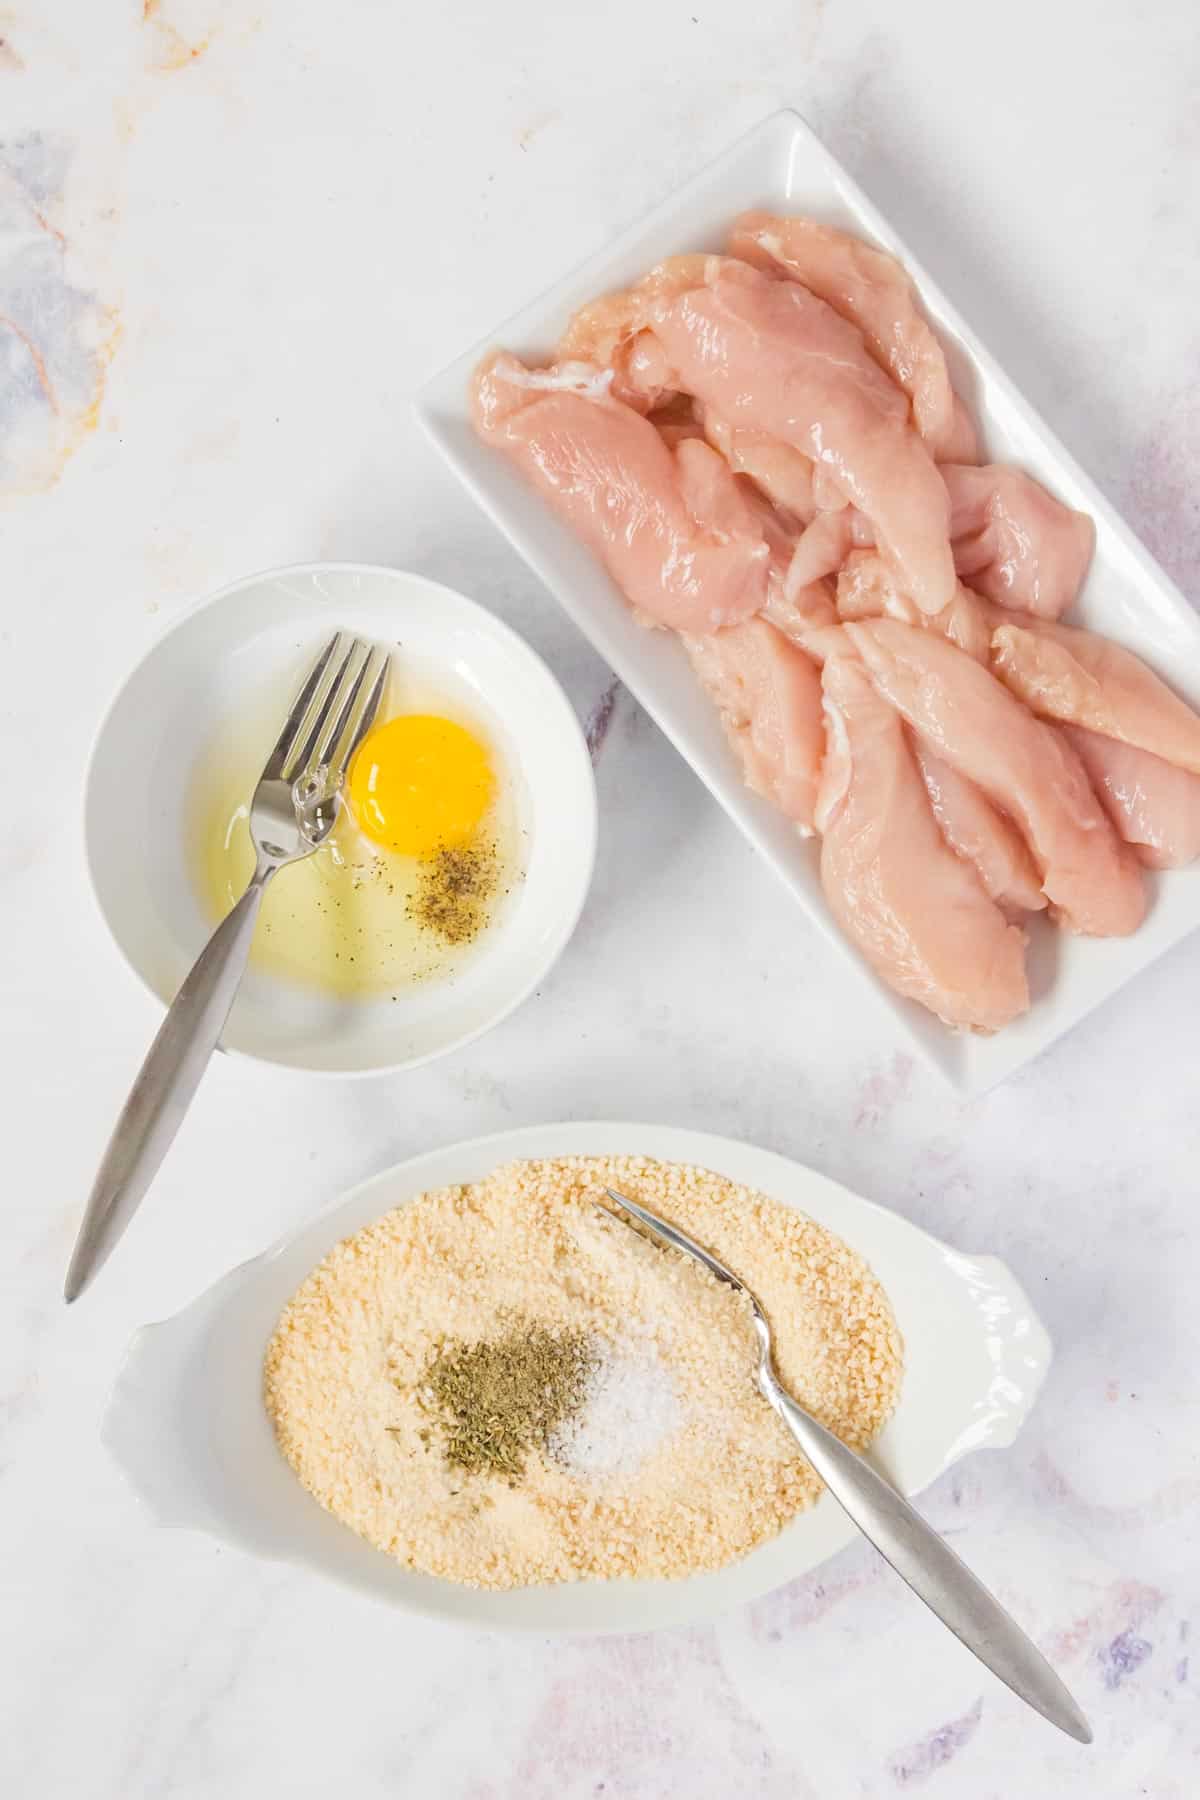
xmin=2 ymin=0 xmax=1199 ymax=1795
xmin=0 ymin=132 xmax=117 ymax=493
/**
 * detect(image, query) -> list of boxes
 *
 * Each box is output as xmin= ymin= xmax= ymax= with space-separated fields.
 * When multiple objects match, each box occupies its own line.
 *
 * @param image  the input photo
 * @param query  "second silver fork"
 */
xmin=601 ymin=1185 xmax=1092 ymax=1744
xmin=65 ymin=633 xmax=390 ymax=1303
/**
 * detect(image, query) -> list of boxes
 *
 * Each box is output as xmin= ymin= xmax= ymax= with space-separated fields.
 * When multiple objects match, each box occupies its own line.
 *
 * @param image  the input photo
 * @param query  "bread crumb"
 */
xmin=263 ymin=1155 xmax=903 ymax=1589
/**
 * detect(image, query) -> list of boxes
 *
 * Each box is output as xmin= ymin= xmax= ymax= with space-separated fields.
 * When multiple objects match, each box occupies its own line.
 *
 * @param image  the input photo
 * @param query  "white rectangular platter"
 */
xmin=415 ymin=109 xmax=1200 ymax=1092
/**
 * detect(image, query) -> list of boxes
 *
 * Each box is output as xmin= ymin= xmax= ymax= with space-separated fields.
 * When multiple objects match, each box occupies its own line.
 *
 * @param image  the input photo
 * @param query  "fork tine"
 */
xmin=331 ymin=649 xmax=391 ymax=783
xmin=310 ymin=639 xmax=376 ymax=774
xmin=266 ymin=633 xmax=342 ymax=776
xmin=283 ymin=636 xmax=358 ymax=780
xmin=601 ymin=1187 xmax=746 ymax=1293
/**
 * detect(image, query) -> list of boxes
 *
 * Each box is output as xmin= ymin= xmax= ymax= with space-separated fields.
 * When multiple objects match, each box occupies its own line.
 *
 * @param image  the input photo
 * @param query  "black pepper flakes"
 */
xmin=408 ymin=836 xmax=500 ymax=945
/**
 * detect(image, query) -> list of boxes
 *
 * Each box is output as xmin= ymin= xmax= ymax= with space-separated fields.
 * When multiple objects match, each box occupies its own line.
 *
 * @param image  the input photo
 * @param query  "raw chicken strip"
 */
xmin=817 ymin=652 xmax=1028 ymax=1030
xmin=836 ymin=551 xmax=993 ymax=664
xmin=844 ymin=619 xmax=1145 ymax=936
xmin=559 ymin=255 xmax=712 ymax=410
xmin=833 ymin=550 xmax=1045 ymax=910
xmin=683 ymin=617 xmax=824 ymax=832
xmin=991 ymin=620 xmax=1200 ymax=774
xmin=1062 ymin=726 xmax=1200 ymax=870
xmin=942 ymin=465 xmax=1094 ymax=619
xmin=564 ymin=264 xmax=821 ymax=528
xmin=915 ymin=744 xmax=1046 ymax=913
xmin=768 ymin=460 xmax=1090 ymax=627
xmin=471 ymin=353 xmax=772 ymax=632
xmin=731 ymin=210 xmax=978 ymax=464
xmin=762 ymin=577 xmax=841 ymax=662
xmin=699 ymin=405 xmax=817 ymax=523
xmin=560 ymin=255 xmax=954 ymax=609
xmin=812 ymin=463 xmax=849 ymax=512
xmin=641 ymin=259 xmax=957 ymax=614
xmin=787 ymin=507 xmax=875 ymax=588
xmin=648 ymin=394 xmax=705 ymax=448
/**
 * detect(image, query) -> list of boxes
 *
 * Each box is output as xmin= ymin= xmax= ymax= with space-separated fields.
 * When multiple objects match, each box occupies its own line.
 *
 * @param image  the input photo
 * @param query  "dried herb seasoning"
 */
xmin=420 ymin=1320 xmax=595 ymax=1478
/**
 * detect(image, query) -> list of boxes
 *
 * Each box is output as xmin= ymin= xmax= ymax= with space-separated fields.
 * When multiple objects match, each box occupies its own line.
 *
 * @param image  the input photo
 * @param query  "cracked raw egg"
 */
xmin=194 ymin=674 xmax=520 ymax=1001
xmin=347 ymin=714 xmax=494 ymax=856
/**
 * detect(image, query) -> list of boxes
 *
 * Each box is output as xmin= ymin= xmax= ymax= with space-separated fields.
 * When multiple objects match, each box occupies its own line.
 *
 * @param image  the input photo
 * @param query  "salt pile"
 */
xmin=551 ymin=1339 xmax=681 ymax=1479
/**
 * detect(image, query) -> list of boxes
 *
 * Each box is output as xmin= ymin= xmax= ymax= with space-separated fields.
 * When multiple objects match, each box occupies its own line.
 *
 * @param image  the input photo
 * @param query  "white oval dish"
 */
xmin=84 ymin=564 xmax=597 ymax=1075
xmin=103 ymin=1122 xmax=1052 ymax=1632
xmin=416 ymin=109 xmax=1200 ymax=1095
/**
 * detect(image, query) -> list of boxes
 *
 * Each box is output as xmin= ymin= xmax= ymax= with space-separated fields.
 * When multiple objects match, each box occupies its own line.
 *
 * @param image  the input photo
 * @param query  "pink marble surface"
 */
xmin=2 ymin=1 xmax=1198 ymax=1793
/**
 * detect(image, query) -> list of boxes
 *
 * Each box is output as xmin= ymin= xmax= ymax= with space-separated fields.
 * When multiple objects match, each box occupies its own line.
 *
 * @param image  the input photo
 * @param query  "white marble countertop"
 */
xmin=4 ymin=1 xmax=1198 ymax=1793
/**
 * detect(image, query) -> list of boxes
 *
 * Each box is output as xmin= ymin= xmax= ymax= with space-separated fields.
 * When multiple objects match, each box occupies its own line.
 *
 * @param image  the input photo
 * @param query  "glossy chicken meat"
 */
xmin=730 ymin=210 xmax=978 ymax=464
xmin=786 ymin=507 xmax=876 ymax=589
xmin=835 ymin=551 xmax=994 ymax=664
xmin=647 ymin=393 xmax=706 ymax=449
xmin=991 ymin=620 xmax=1200 ymax=773
xmin=761 ymin=577 xmax=842 ymax=661
xmin=558 ymin=255 xmax=711 ymax=411
xmin=475 ymin=210 xmax=1200 ymax=1036
xmin=1062 ymin=727 xmax=1200 ymax=870
xmin=788 ymin=464 xmax=1090 ymax=622
xmin=563 ymin=261 xmax=824 ymax=528
xmin=472 ymin=352 xmax=773 ymax=632
xmin=844 ymin=619 xmax=1145 ymax=936
xmin=836 ymin=562 xmax=1200 ymax=788
xmin=942 ymin=464 xmax=1095 ymax=619
xmin=562 ymin=254 xmax=956 ymax=614
xmin=698 ymin=404 xmax=818 ymax=523
xmin=915 ymin=744 xmax=1046 ymax=914
xmin=683 ymin=617 xmax=824 ymax=832
xmin=641 ymin=260 xmax=957 ymax=615
xmin=817 ymin=652 xmax=1029 ymax=1030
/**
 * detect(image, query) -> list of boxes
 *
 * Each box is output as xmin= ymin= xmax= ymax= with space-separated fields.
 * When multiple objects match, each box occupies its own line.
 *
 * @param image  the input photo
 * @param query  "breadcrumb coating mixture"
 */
xmin=264 ymin=1155 xmax=903 ymax=1589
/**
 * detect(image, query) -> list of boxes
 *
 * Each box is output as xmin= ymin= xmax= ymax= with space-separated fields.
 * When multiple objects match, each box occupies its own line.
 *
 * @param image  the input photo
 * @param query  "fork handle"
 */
xmin=766 ymin=1381 xmax=1091 ymax=1743
xmin=64 ymin=873 xmax=271 ymax=1302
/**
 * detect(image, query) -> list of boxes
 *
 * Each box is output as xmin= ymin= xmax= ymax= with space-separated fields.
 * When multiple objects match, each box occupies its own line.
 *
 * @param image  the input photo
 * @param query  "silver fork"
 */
xmin=600 ymin=1187 xmax=1092 ymax=1745
xmin=64 ymin=633 xmax=390 ymax=1304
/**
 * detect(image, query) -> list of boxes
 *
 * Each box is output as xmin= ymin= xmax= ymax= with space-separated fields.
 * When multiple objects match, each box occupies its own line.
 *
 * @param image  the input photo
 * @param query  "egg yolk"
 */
xmin=347 ymin=714 xmax=494 ymax=856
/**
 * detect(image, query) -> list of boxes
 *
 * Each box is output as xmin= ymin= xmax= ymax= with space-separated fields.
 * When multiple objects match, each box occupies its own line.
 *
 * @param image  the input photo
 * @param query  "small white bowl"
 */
xmin=84 ymin=563 xmax=597 ymax=1075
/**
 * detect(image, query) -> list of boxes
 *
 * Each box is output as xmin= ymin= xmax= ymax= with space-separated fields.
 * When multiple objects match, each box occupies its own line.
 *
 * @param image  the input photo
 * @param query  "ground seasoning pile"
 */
xmin=408 ymin=837 xmax=501 ymax=946
xmin=422 ymin=1321 xmax=595 ymax=1477
xmin=264 ymin=1154 xmax=904 ymax=1590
